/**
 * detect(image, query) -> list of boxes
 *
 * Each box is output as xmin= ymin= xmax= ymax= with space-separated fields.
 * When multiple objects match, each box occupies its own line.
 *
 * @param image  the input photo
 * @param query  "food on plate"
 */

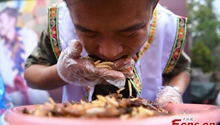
xmin=22 ymin=59 xmax=171 ymax=119
xmin=22 ymin=90 xmax=172 ymax=119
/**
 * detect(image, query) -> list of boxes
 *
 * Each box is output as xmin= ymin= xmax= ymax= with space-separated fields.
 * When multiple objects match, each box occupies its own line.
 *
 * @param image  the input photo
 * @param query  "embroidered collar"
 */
xmin=133 ymin=9 xmax=158 ymax=63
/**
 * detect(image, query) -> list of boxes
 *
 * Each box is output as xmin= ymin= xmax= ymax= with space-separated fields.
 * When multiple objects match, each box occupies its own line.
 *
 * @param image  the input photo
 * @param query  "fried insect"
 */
xmin=128 ymin=80 xmax=132 ymax=97
xmin=94 ymin=60 xmax=114 ymax=69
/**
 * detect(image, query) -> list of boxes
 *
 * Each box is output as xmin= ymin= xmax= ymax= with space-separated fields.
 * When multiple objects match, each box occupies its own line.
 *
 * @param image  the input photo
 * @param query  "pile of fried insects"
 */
xmin=22 ymin=89 xmax=172 ymax=119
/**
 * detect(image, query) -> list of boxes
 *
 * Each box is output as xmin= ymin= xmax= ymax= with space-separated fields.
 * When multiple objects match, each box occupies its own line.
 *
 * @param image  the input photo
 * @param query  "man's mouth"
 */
xmin=88 ymin=55 xmax=129 ymax=62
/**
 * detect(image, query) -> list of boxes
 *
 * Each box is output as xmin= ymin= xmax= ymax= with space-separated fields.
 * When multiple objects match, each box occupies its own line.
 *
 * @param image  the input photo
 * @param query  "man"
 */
xmin=24 ymin=0 xmax=191 ymax=107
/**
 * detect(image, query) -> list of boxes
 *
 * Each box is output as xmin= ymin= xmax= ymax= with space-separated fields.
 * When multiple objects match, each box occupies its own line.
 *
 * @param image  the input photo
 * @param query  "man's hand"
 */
xmin=111 ymin=56 xmax=135 ymax=78
xmin=155 ymin=86 xmax=183 ymax=108
xmin=57 ymin=39 xmax=134 ymax=88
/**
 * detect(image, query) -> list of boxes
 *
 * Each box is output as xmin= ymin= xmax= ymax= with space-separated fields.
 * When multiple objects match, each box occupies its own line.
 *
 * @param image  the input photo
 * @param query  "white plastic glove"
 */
xmin=155 ymin=86 xmax=183 ymax=108
xmin=57 ymin=39 xmax=134 ymax=88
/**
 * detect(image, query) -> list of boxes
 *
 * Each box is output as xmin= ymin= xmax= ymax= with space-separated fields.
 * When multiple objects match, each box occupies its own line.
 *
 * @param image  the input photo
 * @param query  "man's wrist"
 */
xmin=170 ymin=86 xmax=182 ymax=95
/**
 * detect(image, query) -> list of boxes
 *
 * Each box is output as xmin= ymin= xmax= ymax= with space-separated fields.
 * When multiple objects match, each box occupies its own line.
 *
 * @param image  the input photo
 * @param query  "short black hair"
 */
xmin=151 ymin=0 xmax=156 ymax=6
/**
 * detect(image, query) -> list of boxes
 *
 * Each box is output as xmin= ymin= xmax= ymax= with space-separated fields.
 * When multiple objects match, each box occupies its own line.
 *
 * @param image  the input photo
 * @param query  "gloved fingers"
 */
xmin=57 ymin=50 xmax=74 ymax=83
xmin=57 ymin=44 xmax=83 ymax=78
xmin=155 ymin=86 xmax=183 ymax=108
xmin=66 ymin=39 xmax=83 ymax=58
xmin=117 ymin=67 xmax=134 ymax=78
xmin=57 ymin=39 xmax=97 ymax=84
xmin=58 ymin=61 xmax=99 ymax=86
xmin=112 ymin=56 xmax=135 ymax=78
xmin=57 ymin=40 xmax=131 ymax=87
xmin=112 ymin=56 xmax=134 ymax=69
xmin=97 ymin=68 xmax=126 ymax=88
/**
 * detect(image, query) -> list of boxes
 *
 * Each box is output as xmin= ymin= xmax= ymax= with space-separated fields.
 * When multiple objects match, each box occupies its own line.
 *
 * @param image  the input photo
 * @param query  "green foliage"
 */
xmin=187 ymin=0 xmax=220 ymax=49
xmin=190 ymin=41 xmax=217 ymax=72
xmin=187 ymin=0 xmax=220 ymax=72
xmin=0 ymin=0 xmax=9 ymax=2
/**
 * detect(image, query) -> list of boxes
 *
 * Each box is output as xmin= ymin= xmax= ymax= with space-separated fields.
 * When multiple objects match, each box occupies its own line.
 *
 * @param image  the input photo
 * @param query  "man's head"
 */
xmin=66 ymin=0 xmax=159 ymax=61
xmin=0 ymin=7 xmax=19 ymax=37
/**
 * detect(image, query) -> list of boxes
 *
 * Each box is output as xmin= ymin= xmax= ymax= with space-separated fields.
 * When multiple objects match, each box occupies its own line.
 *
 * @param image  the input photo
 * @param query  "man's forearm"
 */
xmin=168 ymin=71 xmax=190 ymax=94
xmin=24 ymin=64 xmax=67 ymax=90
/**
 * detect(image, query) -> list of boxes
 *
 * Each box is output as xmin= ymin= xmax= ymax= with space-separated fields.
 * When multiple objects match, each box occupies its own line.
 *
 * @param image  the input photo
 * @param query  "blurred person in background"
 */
xmin=0 ymin=7 xmax=49 ymax=106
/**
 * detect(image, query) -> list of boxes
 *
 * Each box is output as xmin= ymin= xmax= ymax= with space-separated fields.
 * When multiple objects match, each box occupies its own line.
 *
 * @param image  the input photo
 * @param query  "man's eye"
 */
xmin=120 ymin=32 xmax=137 ymax=37
xmin=84 ymin=33 xmax=97 ymax=37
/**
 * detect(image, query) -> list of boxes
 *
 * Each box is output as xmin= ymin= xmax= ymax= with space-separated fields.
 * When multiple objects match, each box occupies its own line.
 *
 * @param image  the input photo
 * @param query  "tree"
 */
xmin=190 ymin=41 xmax=217 ymax=72
xmin=187 ymin=0 xmax=220 ymax=72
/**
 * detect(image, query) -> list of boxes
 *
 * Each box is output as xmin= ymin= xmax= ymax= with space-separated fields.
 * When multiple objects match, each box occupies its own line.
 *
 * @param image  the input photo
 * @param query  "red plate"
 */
xmin=4 ymin=103 xmax=220 ymax=125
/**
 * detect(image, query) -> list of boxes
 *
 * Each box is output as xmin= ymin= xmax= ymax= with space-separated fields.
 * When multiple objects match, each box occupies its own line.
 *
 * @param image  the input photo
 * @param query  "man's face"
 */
xmin=68 ymin=0 xmax=153 ymax=61
xmin=0 ymin=13 xmax=15 ymax=37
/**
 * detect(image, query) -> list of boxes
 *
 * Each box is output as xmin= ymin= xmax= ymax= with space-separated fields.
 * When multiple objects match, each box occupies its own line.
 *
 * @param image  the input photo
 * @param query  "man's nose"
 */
xmin=99 ymin=38 xmax=123 ymax=59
